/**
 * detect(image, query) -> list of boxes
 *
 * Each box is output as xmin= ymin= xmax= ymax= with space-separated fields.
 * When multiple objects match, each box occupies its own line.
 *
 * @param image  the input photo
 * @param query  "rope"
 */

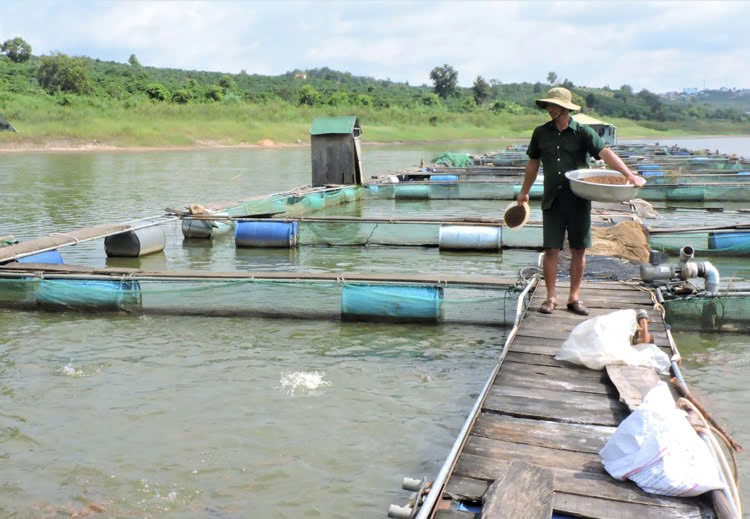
xmin=677 ymin=398 xmax=742 ymax=518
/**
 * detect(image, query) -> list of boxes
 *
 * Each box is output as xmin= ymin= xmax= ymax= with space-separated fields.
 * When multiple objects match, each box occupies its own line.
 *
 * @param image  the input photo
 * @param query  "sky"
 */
xmin=1 ymin=0 xmax=749 ymax=94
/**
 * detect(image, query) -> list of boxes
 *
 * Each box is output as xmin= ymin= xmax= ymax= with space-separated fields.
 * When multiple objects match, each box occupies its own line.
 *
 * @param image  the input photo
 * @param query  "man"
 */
xmin=517 ymin=87 xmax=645 ymax=315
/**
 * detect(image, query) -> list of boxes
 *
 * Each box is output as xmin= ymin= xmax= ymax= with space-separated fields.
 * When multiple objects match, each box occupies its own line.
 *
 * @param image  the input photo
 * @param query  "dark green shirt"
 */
xmin=527 ymin=118 xmax=606 ymax=209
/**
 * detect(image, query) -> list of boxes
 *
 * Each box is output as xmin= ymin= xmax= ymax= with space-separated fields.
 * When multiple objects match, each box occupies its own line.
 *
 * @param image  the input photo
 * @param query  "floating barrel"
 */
xmin=738 ymin=171 xmax=750 ymax=176
xmin=439 ymin=225 xmax=501 ymax=251
xmin=429 ymin=174 xmax=458 ymax=184
xmin=17 ymin=250 xmax=64 ymax=264
xmin=36 ymin=279 xmax=142 ymax=311
xmin=637 ymin=164 xmax=661 ymax=170
xmin=641 ymin=170 xmax=664 ymax=177
xmin=394 ymin=184 xmax=430 ymax=199
xmin=341 ymin=284 xmax=443 ymax=322
xmin=181 ymin=219 xmax=232 ymax=239
xmin=235 ymin=221 xmax=299 ymax=248
xmin=105 ymin=227 xmax=166 ymax=257
xmin=708 ymin=231 xmax=750 ymax=250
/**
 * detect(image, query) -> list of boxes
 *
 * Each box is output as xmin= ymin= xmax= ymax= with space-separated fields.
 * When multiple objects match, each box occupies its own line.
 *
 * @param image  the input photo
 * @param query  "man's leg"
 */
xmin=568 ymin=247 xmax=586 ymax=304
xmin=543 ymin=247 xmax=560 ymax=304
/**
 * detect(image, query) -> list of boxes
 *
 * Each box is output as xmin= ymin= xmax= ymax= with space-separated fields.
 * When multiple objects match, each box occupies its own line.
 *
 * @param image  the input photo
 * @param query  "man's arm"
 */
xmin=599 ymin=148 xmax=646 ymax=186
xmin=517 ymin=158 xmax=540 ymax=203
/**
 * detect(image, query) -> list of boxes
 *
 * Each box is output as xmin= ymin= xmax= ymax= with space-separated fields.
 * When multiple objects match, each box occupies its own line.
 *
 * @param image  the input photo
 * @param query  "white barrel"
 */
xmin=181 ymin=219 xmax=233 ymax=239
xmin=438 ymin=225 xmax=502 ymax=251
xmin=104 ymin=226 xmax=166 ymax=257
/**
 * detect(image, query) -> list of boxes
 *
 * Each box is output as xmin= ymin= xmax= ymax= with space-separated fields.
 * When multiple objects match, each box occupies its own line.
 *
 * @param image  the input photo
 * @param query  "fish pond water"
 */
xmin=0 ymin=139 xmax=749 ymax=517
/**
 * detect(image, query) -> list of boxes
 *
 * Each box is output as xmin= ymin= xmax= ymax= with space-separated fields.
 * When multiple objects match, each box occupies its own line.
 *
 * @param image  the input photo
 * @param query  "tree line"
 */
xmin=1 ymin=36 xmax=748 ymax=124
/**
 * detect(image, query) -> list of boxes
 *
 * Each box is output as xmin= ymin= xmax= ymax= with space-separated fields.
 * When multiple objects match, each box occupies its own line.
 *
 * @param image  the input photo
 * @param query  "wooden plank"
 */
xmin=480 ymin=461 xmax=553 ymax=519
xmin=494 ymin=367 xmax=613 ymax=395
xmin=504 ymin=350 xmax=583 ymax=368
xmin=606 ymin=364 xmax=663 ymax=410
xmin=0 ymin=223 xmax=136 ymax=261
xmin=482 ymin=392 xmax=625 ymax=426
xmin=472 ymin=414 xmax=614 ymax=454
xmin=444 ymin=475 xmax=486 ymax=503
xmin=462 ymin=435 xmax=604 ymax=474
xmin=487 ymin=384 xmax=627 ymax=418
xmin=498 ymin=359 xmax=607 ymax=381
xmin=553 ymin=492 xmax=711 ymax=519
xmin=451 ymin=454 xmax=711 ymax=515
xmin=435 ymin=510 xmax=475 ymax=519
xmin=514 ymin=325 xmax=667 ymax=343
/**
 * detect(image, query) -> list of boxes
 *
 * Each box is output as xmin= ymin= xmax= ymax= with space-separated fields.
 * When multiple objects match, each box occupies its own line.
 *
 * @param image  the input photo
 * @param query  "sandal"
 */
xmin=567 ymin=300 xmax=589 ymax=316
xmin=539 ymin=299 xmax=557 ymax=314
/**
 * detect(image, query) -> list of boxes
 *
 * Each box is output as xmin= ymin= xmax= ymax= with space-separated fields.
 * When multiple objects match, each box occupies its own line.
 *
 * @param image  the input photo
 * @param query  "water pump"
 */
xmin=640 ymin=246 xmax=719 ymax=296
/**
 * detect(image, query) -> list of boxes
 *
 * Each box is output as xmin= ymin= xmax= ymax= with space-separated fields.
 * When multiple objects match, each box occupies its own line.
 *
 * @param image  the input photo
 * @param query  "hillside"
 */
xmin=1 ymin=44 xmax=749 ymax=146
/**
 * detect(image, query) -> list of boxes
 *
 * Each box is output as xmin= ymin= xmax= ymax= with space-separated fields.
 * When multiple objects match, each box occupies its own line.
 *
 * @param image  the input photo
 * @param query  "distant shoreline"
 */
xmin=0 ymin=134 xmax=746 ymax=155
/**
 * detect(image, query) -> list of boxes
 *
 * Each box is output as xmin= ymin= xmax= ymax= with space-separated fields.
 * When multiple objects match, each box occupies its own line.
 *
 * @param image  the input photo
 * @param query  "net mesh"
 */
xmin=0 ymin=277 xmax=518 ymax=325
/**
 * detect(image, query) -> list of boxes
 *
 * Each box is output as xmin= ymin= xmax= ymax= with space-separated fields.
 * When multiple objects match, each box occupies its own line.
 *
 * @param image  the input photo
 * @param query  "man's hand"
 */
xmin=625 ymin=171 xmax=647 ymax=187
xmin=517 ymin=193 xmax=530 ymax=204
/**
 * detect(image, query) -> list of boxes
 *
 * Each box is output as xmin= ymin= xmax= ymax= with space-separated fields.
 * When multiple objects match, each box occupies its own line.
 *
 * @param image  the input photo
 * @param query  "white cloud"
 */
xmin=0 ymin=0 xmax=748 ymax=91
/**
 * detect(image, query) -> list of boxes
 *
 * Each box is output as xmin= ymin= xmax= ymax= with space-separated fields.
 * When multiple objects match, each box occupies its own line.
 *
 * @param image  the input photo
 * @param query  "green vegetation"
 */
xmin=0 ymin=39 xmax=748 ymax=148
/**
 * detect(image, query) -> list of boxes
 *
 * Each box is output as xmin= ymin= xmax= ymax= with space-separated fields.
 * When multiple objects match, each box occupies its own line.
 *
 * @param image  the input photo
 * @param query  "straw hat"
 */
xmin=503 ymin=201 xmax=530 ymax=229
xmin=535 ymin=87 xmax=580 ymax=111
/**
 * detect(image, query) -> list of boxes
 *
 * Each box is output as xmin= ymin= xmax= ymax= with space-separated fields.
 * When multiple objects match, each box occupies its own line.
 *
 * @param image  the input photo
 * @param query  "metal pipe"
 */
xmin=414 ymin=275 xmax=538 ymax=519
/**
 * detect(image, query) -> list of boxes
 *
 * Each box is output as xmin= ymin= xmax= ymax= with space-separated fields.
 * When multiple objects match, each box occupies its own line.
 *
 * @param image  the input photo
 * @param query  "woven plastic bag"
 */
xmin=555 ymin=309 xmax=669 ymax=372
xmin=599 ymin=382 xmax=725 ymax=496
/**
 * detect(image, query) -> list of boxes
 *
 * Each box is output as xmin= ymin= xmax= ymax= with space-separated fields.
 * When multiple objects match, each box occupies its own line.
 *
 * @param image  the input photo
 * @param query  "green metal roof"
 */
xmin=309 ymin=116 xmax=360 ymax=136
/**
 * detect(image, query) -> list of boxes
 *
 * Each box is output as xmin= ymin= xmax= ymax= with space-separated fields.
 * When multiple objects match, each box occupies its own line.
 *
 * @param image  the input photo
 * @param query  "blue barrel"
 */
xmin=341 ymin=284 xmax=443 ymax=322
xmin=738 ymin=171 xmax=750 ymax=176
xmin=708 ymin=231 xmax=750 ymax=250
xmin=18 ymin=250 xmax=64 ymax=264
xmin=36 ymin=279 xmax=142 ymax=310
xmin=235 ymin=221 xmax=299 ymax=248
xmin=641 ymin=170 xmax=664 ymax=177
xmin=430 ymin=174 xmax=459 ymax=183
xmin=637 ymin=164 xmax=661 ymax=170
xmin=439 ymin=225 xmax=501 ymax=250
xmin=105 ymin=226 xmax=166 ymax=257
xmin=395 ymin=184 xmax=430 ymax=199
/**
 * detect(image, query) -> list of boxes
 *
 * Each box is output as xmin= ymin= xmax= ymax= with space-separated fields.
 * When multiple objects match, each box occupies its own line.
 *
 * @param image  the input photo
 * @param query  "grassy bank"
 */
xmin=1 ymin=93 xmax=749 ymax=150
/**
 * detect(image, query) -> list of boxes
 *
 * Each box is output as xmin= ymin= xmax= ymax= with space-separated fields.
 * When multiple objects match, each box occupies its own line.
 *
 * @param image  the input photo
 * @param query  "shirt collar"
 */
xmin=545 ymin=117 xmax=580 ymax=132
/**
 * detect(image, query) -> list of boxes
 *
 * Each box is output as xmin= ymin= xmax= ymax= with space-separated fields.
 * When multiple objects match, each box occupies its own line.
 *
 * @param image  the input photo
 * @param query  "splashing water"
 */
xmin=58 ymin=363 xmax=86 ymax=377
xmin=280 ymin=371 xmax=331 ymax=395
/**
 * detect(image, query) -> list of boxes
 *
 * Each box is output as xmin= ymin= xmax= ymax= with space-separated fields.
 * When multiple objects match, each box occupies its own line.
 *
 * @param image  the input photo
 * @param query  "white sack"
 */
xmin=599 ymin=382 xmax=725 ymax=496
xmin=555 ymin=309 xmax=670 ymax=373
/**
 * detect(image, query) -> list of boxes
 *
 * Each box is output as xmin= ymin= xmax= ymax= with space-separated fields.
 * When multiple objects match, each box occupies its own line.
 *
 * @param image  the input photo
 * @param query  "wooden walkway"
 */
xmin=427 ymin=279 xmax=716 ymax=518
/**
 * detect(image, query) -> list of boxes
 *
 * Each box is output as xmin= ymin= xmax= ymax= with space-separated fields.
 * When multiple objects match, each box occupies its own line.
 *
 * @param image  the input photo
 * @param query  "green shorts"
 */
xmin=542 ymin=190 xmax=592 ymax=249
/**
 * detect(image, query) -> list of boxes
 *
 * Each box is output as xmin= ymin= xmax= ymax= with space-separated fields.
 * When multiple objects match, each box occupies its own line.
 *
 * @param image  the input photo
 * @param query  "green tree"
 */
xmin=546 ymin=71 xmax=558 ymax=85
xmin=298 ymin=84 xmax=320 ymax=106
xmin=328 ymin=90 xmax=350 ymax=106
xmin=128 ymin=54 xmax=141 ymax=67
xmin=36 ymin=53 xmax=91 ymax=94
xmin=472 ymin=75 xmax=490 ymax=105
xmin=218 ymin=75 xmax=236 ymax=92
xmin=171 ymin=89 xmax=192 ymax=104
xmin=419 ymin=92 xmax=441 ymax=107
xmin=145 ymin=83 xmax=169 ymax=101
xmin=1 ymin=37 xmax=32 ymax=63
xmin=353 ymin=93 xmax=372 ymax=106
xmin=429 ymin=64 xmax=458 ymax=99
